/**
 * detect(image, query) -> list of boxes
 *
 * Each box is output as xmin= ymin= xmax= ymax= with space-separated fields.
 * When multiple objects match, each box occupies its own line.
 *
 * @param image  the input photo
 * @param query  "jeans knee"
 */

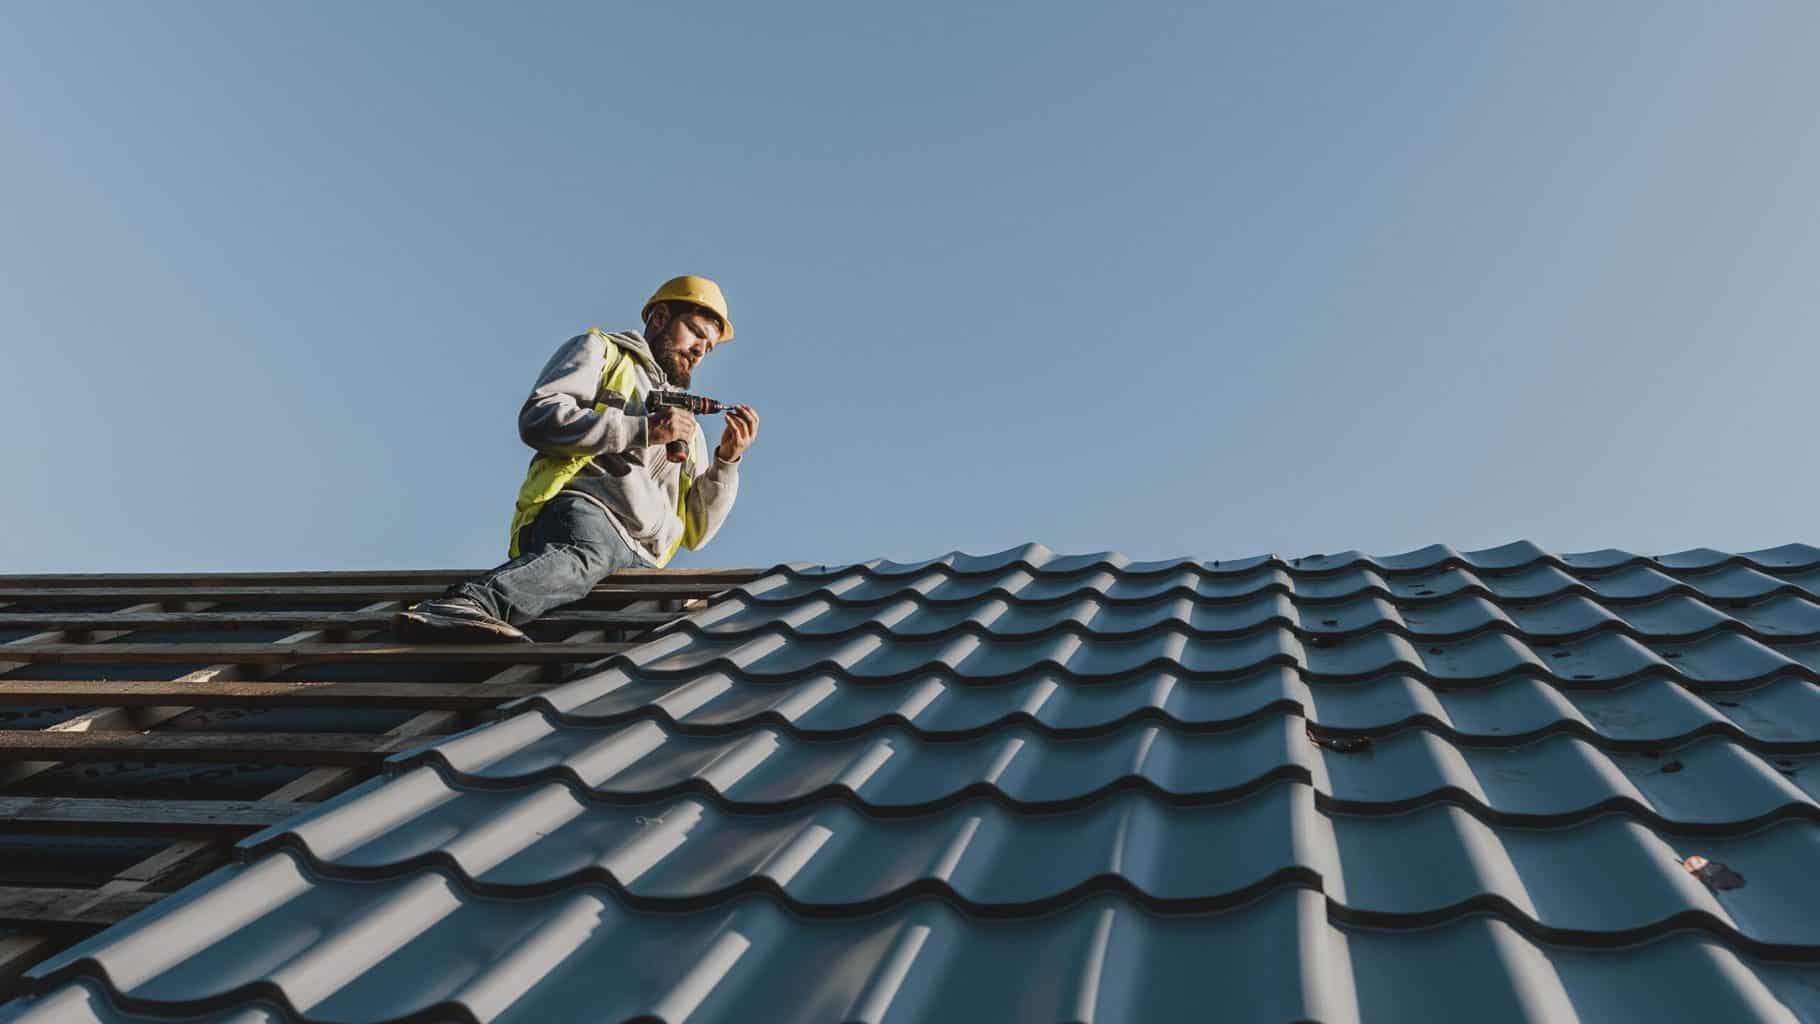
xmin=567 ymin=540 xmax=626 ymax=580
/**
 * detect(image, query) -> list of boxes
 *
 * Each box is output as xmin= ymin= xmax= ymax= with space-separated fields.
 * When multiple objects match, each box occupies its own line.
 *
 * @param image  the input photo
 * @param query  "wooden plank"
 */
xmin=1 ymin=631 xmax=66 ymax=676
xmin=0 ymin=678 xmax=548 ymax=709
xmin=0 ymin=568 xmax=759 ymax=587
xmin=48 ymin=625 xmax=619 ymax=927
xmin=0 ymin=730 xmax=440 ymax=766
xmin=0 ymin=600 xmax=399 ymax=789
xmin=107 ymin=704 xmax=478 ymax=896
xmin=0 ymin=885 xmax=161 ymax=927
xmin=0 ymin=608 xmax=677 ymax=632
xmin=0 ymin=601 xmax=166 ymax=674
xmin=0 ymin=582 xmax=735 ymax=604
xmin=0 ymin=934 xmax=59 ymax=999
xmin=259 ymin=714 xmax=463 ymax=802
xmin=0 ymin=599 xmax=197 ymax=786
xmin=107 ymin=840 xmax=227 ymax=888
xmin=1 ymin=641 xmax=637 ymax=665
xmin=258 ymin=625 xmax=613 ymax=804
xmin=0 ymin=797 xmax=311 ymax=836
xmin=0 ymin=600 xmax=109 ymax=985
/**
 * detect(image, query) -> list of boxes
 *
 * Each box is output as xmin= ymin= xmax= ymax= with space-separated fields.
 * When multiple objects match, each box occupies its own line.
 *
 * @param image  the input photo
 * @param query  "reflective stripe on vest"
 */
xmin=506 ymin=331 xmax=703 ymax=567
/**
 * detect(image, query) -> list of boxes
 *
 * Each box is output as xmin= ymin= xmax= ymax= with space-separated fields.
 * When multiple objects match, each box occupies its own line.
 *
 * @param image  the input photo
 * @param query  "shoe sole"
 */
xmin=394 ymin=610 xmax=532 ymax=644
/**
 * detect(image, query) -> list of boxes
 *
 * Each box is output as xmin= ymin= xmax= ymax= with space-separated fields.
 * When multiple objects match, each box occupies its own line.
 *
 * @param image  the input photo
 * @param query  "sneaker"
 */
xmin=394 ymin=597 xmax=532 ymax=644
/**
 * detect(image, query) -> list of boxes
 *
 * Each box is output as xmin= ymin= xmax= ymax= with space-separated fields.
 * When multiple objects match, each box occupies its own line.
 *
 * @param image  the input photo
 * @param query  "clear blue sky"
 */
xmin=3 ymin=2 xmax=1817 ymax=572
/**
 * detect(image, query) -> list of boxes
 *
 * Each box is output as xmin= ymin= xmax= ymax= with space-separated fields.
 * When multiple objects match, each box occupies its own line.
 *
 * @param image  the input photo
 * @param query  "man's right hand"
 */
xmin=647 ymin=407 xmax=697 ymax=447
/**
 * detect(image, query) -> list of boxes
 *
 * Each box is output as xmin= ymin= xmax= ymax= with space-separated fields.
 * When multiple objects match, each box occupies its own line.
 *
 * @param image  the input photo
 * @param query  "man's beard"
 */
xmin=656 ymin=349 xmax=692 ymax=389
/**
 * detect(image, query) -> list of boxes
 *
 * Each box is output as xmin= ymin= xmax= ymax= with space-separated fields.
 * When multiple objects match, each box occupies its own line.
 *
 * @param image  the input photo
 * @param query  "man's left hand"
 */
xmin=716 ymin=405 xmax=759 ymax=462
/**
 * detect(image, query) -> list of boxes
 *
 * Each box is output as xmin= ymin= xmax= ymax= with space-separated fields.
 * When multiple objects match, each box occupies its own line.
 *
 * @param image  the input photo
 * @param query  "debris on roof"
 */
xmin=1683 ymin=854 xmax=1749 ymax=891
xmin=5 ymin=543 xmax=1820 ymax=1022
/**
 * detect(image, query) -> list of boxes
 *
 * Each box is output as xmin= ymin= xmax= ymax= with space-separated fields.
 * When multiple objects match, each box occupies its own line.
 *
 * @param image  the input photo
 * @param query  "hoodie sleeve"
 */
xmin=680 ymin=454 xmax=740 ymax=551
xmin=517 ymin=333 xmax=650 ymax=456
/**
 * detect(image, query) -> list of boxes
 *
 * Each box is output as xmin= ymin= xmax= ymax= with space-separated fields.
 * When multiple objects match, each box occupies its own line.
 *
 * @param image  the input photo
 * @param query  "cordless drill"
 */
xmin=647 ymin=391 xmax=737 ymax=464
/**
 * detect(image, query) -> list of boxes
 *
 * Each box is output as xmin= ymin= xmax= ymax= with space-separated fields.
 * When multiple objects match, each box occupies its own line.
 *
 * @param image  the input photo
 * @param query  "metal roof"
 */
xmin=6 ymin=542 xmax=1820 ymax=1022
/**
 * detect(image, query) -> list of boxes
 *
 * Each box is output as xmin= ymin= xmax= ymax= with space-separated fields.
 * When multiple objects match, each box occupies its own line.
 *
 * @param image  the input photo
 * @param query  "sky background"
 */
xmin=3 ymin=2 xmax=1817 ymax=572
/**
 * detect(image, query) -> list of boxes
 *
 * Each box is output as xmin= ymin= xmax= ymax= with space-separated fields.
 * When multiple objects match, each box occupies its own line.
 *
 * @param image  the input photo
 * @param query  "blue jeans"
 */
xmin=453 ymin=493 xmax=645 ymax=625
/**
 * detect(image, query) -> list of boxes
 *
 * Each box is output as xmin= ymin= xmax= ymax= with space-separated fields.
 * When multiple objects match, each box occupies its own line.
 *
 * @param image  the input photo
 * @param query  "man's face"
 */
xmin=649 ymin=307 xmax=722 ymax=388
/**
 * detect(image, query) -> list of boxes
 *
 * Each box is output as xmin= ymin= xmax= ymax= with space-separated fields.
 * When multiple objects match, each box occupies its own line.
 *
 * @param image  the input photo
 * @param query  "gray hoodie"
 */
xmin=516 ymin=330 xmax=740 ymax=566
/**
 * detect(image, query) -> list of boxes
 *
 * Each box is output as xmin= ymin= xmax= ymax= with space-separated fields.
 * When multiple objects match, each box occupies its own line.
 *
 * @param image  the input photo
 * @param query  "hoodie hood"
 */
xmin=591 ymin=328 xmax=667 ymax=385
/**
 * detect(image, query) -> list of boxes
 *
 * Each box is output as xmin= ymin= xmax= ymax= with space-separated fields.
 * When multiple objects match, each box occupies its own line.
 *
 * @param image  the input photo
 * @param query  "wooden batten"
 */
xmin=0 ymin=679 xmax=548 ymax=709
xmin=0 ymin=641 xmax=637 ymax=665
xmin=0 ymin=567 xmax=747 ymax=981
xmin=0 ymin=797 xmax=312 ymax=836
xmin=0 ymin=583 xmax=736 ymax=604
xmin=0 ymin=730 xmax=441 ymax=765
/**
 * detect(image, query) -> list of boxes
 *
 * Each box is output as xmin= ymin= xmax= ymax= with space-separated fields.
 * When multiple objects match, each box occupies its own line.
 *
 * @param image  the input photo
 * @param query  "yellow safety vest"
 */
xmin=506 ymin=329 xmax=705 ymax=567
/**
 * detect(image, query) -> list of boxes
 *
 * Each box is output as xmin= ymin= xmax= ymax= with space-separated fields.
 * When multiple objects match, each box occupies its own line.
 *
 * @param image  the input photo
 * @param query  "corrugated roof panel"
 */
xmin=391 ymin=712 xmax=1820 ymax=823
xmin=224 ymin=775 xmax=1820 ymax=945
xmin=497 ymin=665 xmax=1820 ymax=747
xmin=13 ymin=881 xmax=1820 ymax=1023
xmin=9 ymin=543 xmax=1820 ymax=1023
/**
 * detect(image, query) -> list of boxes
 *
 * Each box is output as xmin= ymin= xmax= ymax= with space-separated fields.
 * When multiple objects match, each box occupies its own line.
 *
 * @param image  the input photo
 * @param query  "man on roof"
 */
xmin=395 ymin=275 xmax=758 ymax=642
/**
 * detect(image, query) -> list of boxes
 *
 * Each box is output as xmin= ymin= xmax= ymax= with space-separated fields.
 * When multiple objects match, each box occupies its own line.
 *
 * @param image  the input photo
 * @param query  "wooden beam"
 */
xmin=0 ymin=886 xmax=161 ymax=927
xmin=84 ymin=632 xmax=614 ymax=906
xmin=0 ymin=679 xmax=548 ymax=709
xmin=27 ymin=625 xmax=619 ymax=936
xmin=107 ymin=840 xmax=227 ymax=889
xmin=0 ymin=934 xmax=59 ymax=1000
xmin=99 ymin=705 xmax=474 ymax=900
xmin=0 ymin=582 xmax=735 ymax=604
xmin=1 ymin=641 xmax=636 ymax=665
xmin=0 ymin=601 xmax=166 ymax=674
xmin=256 ymin=625 xmax=613 ymax=804
xmin=258 ymin=714 xmax=462 ymax=802
xmin=0 ymin=602 xmax=198 ymax=991
xmin=0 ymin=600 xmax=404 ymax=788
xmin=0 ymin=730 xmax=442 ymax=766
xmin=0 ymin=797 xmax=311 ymax=836
xmin=0 ymin=631 xmax=66 ymax=677
xmin=0 ymin=568 xmax=759 ymax=587
xmin=0 ymin=608 xmax=677 ymax=633
xmin=0 ymin=607 xmax=633 ymax=960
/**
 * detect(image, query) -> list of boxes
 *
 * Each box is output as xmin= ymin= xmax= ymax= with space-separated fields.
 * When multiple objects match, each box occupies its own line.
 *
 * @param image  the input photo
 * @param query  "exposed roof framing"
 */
xmin=0 ymin=567 xmax=757 ymax=998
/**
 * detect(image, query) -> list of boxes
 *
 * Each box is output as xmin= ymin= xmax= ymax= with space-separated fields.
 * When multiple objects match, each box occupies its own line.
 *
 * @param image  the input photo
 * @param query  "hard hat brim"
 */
xmin=642 ymin=299 xmax=734 ymax=342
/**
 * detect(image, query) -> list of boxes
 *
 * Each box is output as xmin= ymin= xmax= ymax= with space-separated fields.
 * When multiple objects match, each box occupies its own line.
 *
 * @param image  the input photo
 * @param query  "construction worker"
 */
xmin=395 ymin=275 xmax=758 ymax=642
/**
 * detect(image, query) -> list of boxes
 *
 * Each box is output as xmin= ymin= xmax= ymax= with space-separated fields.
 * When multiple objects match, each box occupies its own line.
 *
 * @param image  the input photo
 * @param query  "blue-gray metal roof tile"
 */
xmin=13 ymin=878 xmax=1820 ymax=1023
xmin=12 ymin=542 xmax=1820 ymax=1023
xmin=549 ymin=667 xmax=1820 ymax=747
xmin=226 ymin=774 xmax=1820 ymax=944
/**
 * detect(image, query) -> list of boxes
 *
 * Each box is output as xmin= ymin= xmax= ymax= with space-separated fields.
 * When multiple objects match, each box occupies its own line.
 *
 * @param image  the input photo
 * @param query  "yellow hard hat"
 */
xmin=642 ymin=275 xmax=735 ymax=342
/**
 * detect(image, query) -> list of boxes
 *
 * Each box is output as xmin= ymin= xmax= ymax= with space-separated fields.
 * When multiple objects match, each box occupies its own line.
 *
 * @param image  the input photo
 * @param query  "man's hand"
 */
xmin=647 ymin=407 xmax=697 ymax=447
xmin=716 ymin=405 xmax=759 ymax=462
